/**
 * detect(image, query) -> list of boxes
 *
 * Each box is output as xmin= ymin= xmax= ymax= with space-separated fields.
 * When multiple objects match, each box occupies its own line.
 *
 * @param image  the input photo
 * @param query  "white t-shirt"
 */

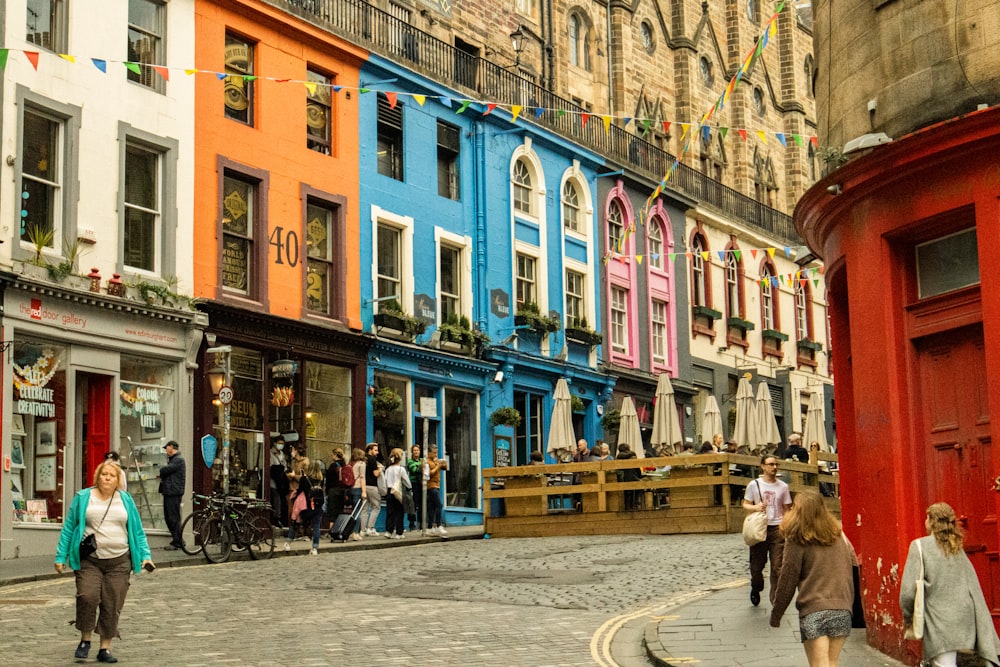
xmin=744 ymin=478 xmax=792 ymax=526
xmin=87 ymin=492 xmax=130 ymax=559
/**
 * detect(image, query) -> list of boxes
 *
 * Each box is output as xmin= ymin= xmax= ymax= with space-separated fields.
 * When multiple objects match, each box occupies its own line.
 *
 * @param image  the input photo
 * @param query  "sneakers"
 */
xmin=348 ymin=533 xmax=361 ymax=541
xmin=427 ymin=526 xmax=439 ymax=535
xmin=393 ymin=534 xmax=404 ymax=540
xmin=309 ymin=548 xmax=318 ymax=556
xmin=437 ymin=526 xmax=448 ymax=536
xmin=750 ymin=589 xmax=761 ymax=607
xmin=283 ymin=542 xmax=290 ymax=552
xmin=365 ymin=528 xmax=376 ymax=536
xmin=74 ymin=640 xmax=91 ymax=659
xmin=385 ymin=532 xmax=394 ymax=539
xmin=96 ymin=648 xmax=118 ymax=663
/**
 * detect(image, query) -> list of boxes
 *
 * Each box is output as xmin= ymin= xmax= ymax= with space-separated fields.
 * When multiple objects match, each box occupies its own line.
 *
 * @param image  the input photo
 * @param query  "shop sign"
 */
xmin=490 ymin=289 xmax=510 ymax=318
xmin=271 ymin=359 xmax=298 ymax=379
xmin=201 ymin=434 xmax=217 ymax=468
xmin=413 ymin=294 xmax=436 ymax=326
xmin=13 ymin=347 xmax=59 ymax=417
xmin=494 ymin=436 xmax=511 ymax=467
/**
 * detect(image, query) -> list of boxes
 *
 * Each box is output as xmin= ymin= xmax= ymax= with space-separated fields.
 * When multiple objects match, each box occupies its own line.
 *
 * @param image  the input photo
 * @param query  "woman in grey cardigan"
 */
xmin=900 ymin=502 xmax=1000 ymax=667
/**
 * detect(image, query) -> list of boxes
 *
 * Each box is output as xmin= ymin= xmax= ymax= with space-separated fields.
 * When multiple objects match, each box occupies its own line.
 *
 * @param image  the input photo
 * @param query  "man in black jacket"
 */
xmin=159 ymin=440 xmax=186 ymax=550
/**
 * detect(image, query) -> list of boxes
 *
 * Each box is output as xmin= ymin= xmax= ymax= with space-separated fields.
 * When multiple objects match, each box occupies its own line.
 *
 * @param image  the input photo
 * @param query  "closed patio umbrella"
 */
xmin=618 ymin=396 xmax=645 ymax=459
xmin=650 ymin=373 xmax=682 ymax=456
xmin=702 ymin=394 xmax=724 ymax=444
xmin=546 ymin=378 xmax=576 ymax=462
xmin=754 ymin=382 xmax=781 ymax=453
xmin=802 ymin=391 xmax=829 ymax=452
xmin=731 ymin=375 xmax=758 ymax=452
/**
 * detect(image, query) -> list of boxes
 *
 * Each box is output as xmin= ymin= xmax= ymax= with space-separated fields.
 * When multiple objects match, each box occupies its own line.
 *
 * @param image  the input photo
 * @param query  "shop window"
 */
xmin=220 ymin=165 xmax=269 ymax=303
xmin=444 ymin=388 xmax=477 ymax=508
xmin=514 ymin=392 xmax=544 ymax=466
xmin=211 ymin=346 xmax=264 ymax=497
xmin=303 ymin=362 xmax=353 ymax=463
xmin=11 ymin=342 xmax=68 ymax=524
xmin=437 ymin=121 xmax=460 ymax=200
xmin=515 ymin=252 xmax=537 ymax=308
xmin=224 ymin=33 xmax=254 ymax=125
xmin=562 ymin=178 xmax=582 ymax=232
xmin=373 ymin=375 xmax=408 ymax=455
xmin=26 ymin=0 xmax=67 ymax=52
xmin=119 ymin=356 xmax=176 ymax=528
xmin=377 ymin=96 xmax=404 ymax=181
xmin=127 ymin=0 xmax=166 ymax=93
xmin=306 ymin=69 xmax=333 ymax=155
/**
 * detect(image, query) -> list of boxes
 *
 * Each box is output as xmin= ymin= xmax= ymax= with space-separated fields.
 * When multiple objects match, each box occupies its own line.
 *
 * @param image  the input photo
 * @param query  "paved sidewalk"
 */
xmin=0 ymin=524 xmax=483 ymax=588
xmin=643 ymin=580 xmax=905 ymax=667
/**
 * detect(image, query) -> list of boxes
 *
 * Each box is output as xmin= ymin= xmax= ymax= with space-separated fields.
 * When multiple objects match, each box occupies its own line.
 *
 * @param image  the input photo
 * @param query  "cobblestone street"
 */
xmin=1 ymin=534 xmax=749 ymax=666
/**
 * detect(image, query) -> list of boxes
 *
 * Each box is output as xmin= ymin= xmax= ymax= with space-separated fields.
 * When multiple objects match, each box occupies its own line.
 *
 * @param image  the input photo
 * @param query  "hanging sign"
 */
xmin=201 ymin=434 xmax=217 ymax=468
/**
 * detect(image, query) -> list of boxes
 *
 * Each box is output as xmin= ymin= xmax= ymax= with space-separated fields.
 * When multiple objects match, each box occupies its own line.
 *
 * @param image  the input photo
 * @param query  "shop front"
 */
xmin=1 ymin=278 xmax=205 ymax=559
xmin=194 ymin=303 xmax=369 ymax=512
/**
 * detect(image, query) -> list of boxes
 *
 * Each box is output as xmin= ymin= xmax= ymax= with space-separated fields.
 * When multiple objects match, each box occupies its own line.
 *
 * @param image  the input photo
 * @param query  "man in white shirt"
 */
xmin=742 ymin=454 xmax=792 ymax=607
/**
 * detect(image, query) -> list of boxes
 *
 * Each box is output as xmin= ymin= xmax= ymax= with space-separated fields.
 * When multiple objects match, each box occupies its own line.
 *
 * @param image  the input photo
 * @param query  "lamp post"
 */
xmin=206 ymin=345 xmax=233 ymax=495
xmin=509 ymin=25 xmax=525 ymax=67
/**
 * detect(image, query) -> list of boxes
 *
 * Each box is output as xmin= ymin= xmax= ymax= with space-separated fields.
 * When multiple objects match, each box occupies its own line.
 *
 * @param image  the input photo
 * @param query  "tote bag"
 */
xmin=742 ymin=481 xmax=768 ymax=547
xmin=904 ymin=540 xmax=925 ymax=640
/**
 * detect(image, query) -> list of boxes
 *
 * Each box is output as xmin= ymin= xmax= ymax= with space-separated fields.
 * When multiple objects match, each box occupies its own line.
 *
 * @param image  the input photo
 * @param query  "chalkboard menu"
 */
xmin=494 ymin=435 xmax=511 ymax=467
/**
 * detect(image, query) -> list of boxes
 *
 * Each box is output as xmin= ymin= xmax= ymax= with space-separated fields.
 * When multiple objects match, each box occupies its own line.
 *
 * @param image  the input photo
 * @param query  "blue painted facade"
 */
xmin=357 ymin=55 xmax=614 ymax=525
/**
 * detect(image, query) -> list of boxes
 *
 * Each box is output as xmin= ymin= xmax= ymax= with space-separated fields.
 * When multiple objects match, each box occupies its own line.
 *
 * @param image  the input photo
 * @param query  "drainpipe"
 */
xmin=606 ymin=0 xmax=614 ymax=116
xmin=473 ymin=121 xmax=488 ymax=335
xmin=545 ymin=0 xmax=555 ymax=89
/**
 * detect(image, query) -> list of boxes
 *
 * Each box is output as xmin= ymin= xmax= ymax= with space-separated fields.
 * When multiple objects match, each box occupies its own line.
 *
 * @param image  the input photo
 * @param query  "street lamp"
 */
xmin=206 ymin=345 xmax=233 ymax=495
xmin=509 ymin=26 xmax=525 ymax=67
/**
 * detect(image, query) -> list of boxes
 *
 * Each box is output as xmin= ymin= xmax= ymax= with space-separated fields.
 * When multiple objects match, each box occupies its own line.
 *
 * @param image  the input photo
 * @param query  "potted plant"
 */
xmin=371 ymin=386 xmax=402 ymax=417
xmin=600 ymin=407 xmax=621 ymax=433
xmin=514 ymin=302 xmax=562 ymax=335
xmin=437 ymin=314 xmax=491 ymax=353
xmin=374 ymin=300 xmax=427 ymax=338
xmin=490 ymin=406 xmax=522 ymax=429
xmin=571 ymin=395 xmax=585 ymax=413
xmin=565 ymin=317 xmax=603 ymax=346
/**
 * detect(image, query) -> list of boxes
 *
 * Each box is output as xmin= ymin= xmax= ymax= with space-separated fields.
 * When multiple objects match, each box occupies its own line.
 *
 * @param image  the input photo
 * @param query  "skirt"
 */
xmin=799 ymin=609 xmax=852 ymax=642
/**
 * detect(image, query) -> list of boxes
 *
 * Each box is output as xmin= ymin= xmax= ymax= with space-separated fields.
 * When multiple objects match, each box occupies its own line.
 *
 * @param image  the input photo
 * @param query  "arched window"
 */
xmin=608 ymin=199 xmax=624 ymax=251
xmin=512 ymin=159 xmax=532 ymax=215
xmin=795 ymin=279 xmax=812 ymax=341
xmin=725 ymin=252 xmax=742 ymax=319
xmin=562 ymin=179 xmax=581 ymax=232
xmin=691 ymin=233 xmax=708 ymax=307
xmin=569 ymin=12 xmax=591 ymax=71
xmin=648 ymin=220 xmax=663 ymax=270
xmin=760 ymin=262 xmax=777 ymax=330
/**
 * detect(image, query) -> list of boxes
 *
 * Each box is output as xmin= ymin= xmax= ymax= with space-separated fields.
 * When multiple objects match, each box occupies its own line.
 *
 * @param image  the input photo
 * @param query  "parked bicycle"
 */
xmin=187 ymin=494 xmax=275 ymax=563
xmin=177 ymin=493 xmax=219 ymax=556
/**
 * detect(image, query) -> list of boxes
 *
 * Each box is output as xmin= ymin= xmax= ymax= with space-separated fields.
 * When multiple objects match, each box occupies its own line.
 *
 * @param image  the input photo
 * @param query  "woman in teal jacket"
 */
xmin=55 ymin=460 xmax=154 ymax=663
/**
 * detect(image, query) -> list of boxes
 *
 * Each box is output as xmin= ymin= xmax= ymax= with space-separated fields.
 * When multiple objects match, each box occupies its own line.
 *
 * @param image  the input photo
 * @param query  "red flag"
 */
xmin=152 ymin=65 xmax=169 ymax=81
xmin=484 ymin=103 xmax=497 ymax=115
xmin=581 ymin=113 xmax=590 ymax=127
xmin=750 ymin=249 xmax=758 ymax=260
xmin=738 ymin=129 xmax=747 ymax=142
xmin=25 ymin=51 xmax=40 ymax=70
xmin=662 ymin=121 xmax=671 ymax=134
xmin=385 ymin=91 xmax=397 ymax=109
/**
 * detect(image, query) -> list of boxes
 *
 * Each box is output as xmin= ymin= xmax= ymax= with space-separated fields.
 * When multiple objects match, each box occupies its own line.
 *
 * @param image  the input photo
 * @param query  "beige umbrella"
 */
xmin=650 ymin=373 xmax=682 ymax=456
xmin=702 ymin=394 xmax=724 ymax=444
xmin=731 ymin=375 xmax=758 ymax=452
xmin=754 ymin=382 xmax=781 ymax=452
xmin=546 ymin=378 xmax=576 ymax=462
xmin=618 ymin=396 xmax=645 ymax=459
xmin=802 ymin=391 xmax=829 ymax=452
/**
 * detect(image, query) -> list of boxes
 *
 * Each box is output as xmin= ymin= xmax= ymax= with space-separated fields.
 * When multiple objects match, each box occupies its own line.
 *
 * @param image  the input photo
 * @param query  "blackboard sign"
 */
xmin=494 ymin=435 xmax=511 ymax=467
xmin=222 ymin=237 xmax=248 ymax=291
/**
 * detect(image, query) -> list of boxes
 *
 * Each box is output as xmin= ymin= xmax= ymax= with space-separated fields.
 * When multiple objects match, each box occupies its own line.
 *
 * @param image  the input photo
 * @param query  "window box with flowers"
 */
xmin=565 ymin=317 xmax=603 ymax=347
xmin=437 ymin=315 xmax=490 ymax=356
xmin=373 ymin=300 xmax=427 ymax=340
xmin=514 ymin=302 xmax=562 ymax=336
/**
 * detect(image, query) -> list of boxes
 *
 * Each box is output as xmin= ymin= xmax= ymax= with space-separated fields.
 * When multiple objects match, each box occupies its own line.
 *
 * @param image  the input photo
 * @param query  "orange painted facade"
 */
xmin=193 ymin=0 xmax=366 ymax=329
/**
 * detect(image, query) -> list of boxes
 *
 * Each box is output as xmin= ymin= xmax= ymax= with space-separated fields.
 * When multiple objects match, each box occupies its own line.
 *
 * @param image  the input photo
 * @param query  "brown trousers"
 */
xmin=74 ymin=553 xmax=132 ymax=639
xmin=749 ymin=524 xmax=785 ymax=603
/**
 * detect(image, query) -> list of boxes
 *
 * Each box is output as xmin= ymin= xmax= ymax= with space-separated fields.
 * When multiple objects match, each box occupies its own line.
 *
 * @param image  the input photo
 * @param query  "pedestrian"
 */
xmin=406 ymin=445 xmax=423 ymax=531
xmin=361 ymin=442 xmax=384 ymax=537
xmin=616 ymin=443 xmax=641 ymax=510
xmin=54 ymin=460 xmax=154 ymax=664
xmin=383 ymin=448 xmax=407 ymax=539
xmin=349 ymin=447 xmax=366 ymax=540
xmin=600 ymin=442 xmax=614 ymax=459
xmin=325 ymin=447 xmax=348 ymax=522
xmin=743 ymin=454 xmax=793 ymax=606
xmin=268 ymin=436 xmax=290 ymax=527
xmin=786 ymin=433 xmax=809 ymax=463
xmin=900 ymin=502 xmax=1000 ymax=667
xmin=158 ymin=440 xmax=185 ymax=551
xmin=769 ymin=491 xmax=857 ymax=666
xmin=103 ymin=451 xmax=128 ymax=491
xmin=573 ymin=439 xmax=590 ymax=463
xmin=425 ymin=445 xmax=448 ymax=535
xmin=285 ymin=461 xmax=324 ymax=554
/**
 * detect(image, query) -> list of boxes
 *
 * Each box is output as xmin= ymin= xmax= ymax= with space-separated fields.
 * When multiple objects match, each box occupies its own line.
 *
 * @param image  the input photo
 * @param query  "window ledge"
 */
xmin=692 ymin=322 xmax=716 ymax=340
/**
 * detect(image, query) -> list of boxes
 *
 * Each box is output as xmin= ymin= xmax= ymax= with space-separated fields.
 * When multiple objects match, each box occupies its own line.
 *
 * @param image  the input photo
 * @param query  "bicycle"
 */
xmin=177 ymin=493 xmax=221 ymax=556
xmin=200 ymin=495 xmax=275 ymax=563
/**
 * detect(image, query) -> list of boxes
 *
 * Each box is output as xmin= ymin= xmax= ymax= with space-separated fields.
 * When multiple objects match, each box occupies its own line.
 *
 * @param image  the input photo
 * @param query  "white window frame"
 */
xmin=611 ymin=286 xmax=629 ymax=354
xmin=795 ymin=282 xmax=809 ymax=340
xmin=691 ymin=237 xmax=706 ymax=306
xmin=435 ymin=228 xmax=473 ymax=323
xmin=651 ymin=299 xmax=667 ymax=365
xmin=648 ymin=220 xmax=663 ymax=270
xmin=565 ymin=266 xmax=586 ymax=328
xmin=370 ymin=205 xmax=414 ymax=315
xmin=512 ymin=158 xmax=533 ymax=216
xmin=515 ymin=251 xmax=538 ymax=308
xmin=726 ymin=254 xmax=740 ymax=318
xmin=127 ymin=0 xmax=166 ymax=94
xmin=761 ymin=269 xmax=775 ymax=330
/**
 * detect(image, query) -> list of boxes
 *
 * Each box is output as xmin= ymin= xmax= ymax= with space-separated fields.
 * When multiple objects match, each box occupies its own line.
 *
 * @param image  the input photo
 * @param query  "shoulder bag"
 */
xmin=376 ymin=464 xmax=388 ymax=496
xmin=742 ymin=480 xmax=768 ymax=547
xmin=904 ymin=540 xmax=925 ymax=640
xmin=79 ymin=490 xmax=116 ymax=560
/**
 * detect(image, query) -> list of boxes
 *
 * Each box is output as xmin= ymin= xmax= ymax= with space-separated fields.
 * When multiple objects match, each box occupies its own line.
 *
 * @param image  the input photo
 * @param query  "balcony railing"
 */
xmin=282 ymin=0 xmax=801 ymax=245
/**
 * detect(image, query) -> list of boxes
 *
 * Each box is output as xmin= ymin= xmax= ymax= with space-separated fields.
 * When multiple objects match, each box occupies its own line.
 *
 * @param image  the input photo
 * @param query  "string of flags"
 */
xmin=603 ymin=244 xmax=826 ymax=290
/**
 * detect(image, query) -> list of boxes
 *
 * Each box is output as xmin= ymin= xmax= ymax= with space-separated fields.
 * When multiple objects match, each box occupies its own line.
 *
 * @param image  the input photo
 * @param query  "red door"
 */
xmin=84 ymin=374 xmax=112 ymax=485
xmin=915 ymin=324 xmax=999 ymax=618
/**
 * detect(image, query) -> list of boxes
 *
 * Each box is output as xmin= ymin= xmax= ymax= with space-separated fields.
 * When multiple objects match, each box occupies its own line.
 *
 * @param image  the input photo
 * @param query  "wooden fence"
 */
xmin=482 ymin=452 xmax=840 ymax=538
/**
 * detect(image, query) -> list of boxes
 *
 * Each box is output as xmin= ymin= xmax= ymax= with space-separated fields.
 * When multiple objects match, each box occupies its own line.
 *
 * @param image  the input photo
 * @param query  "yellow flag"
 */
xmin=58 ymin=54 xmax=76 ymax=63
xmin=701 ymin=251 xmax=710 ymax=262
xmin=303 ymin=82 xmax=317 ymax=96
xmin=766 ymin=247 xmax=776 ymax=259
xmin=413 ymin=94 xmax=426 ymax=106
xmin=756 ymin=130 xmax=767 ymax=143
xmin=511 ymin=105 xmax=522 ymax=122
xmin=185 ymin=69 xmax=199 ymax=75
xmin=602 ymin=115 xmax=612 ymax=133
xmin=636 ymin=255 xmax=644 ymax=265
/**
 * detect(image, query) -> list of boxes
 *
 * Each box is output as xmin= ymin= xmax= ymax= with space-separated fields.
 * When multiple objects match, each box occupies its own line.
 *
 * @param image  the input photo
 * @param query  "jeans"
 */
xmin=287 ymin=511 xmax=324 ymax=548
xmin=425 ymin=486 xmax=443 ymax=528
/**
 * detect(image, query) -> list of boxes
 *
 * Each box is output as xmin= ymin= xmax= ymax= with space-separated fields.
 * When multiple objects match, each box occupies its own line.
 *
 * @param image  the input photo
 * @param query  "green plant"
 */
xmin=571 ymin=395 xmax=585 ymax=413
xmin=490 ymin=406 xmax=522 ymax=429
xmin=24 ymin=225 xmax=54 ymax=266
xmin=128 ymin=277 xmax=194 ymax=309
xmin=515 ymin=302 xmax=562 ymax=334
xmin=45 ymin=237 xmax=87 ymax=282
xmin=565 ymin=317 xmax=603 ymax=346
xmin=817 ymin=146 xmax=848 ymax=175
xmin=600 ymin=407 xmax=621 ymax=432
xmin=371 ymin=386 xmax=402 ymax=416
xmin=374 ymin=301 xmax=427 ymax=337
xmin=438 ymin=316 xmax=490 ymax=350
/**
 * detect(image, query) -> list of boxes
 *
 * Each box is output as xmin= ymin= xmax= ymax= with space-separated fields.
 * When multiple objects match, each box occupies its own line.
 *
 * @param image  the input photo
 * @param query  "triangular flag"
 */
xmin=775 ymin=132 xmax=787 ymax=147
xmin=124 ymin=62 xmax=142 ymax=75
xmin=152 ymin=65 xmax=169 ymax=81
xmin=440 ymin=97 xmax=452 ymax=108
xmin=784 ymin=247 xmax=792 ymax=258
xmin=719 ymin=127 xmax=728 ymax=140
xmin=484 ymin=103 xmax=496 ymax=115
xmin=733 ymin=250 xmax=742 ymax=262
xmin=700 ymin=251 xmax=710 ymax=262
xmin=534 ymin=107 xmax=544 ymax=119
xmin=701 ymin=125 xmax=711 ymax=142
xmin=511 ymin=105 xmax=522 ymax=122
xmin=216 ymin=72 xmax=227 ymax=81
xmin=717 ymin=251 xmax=726 ymax=262
xmin=91 ymin=58 xmax=107 ymax=73
xmin=274 ymin=79 xmax=290 ymax=83
xmin=636 ymin=255 xmax=644 ymax=265
xmin=792 ymin=134 xmax=803 ymax=146
xmin=810 ymin=136 xmax=819 ymax=148
xmin=333 ymin=85 xmax=343 ymax=93
xmin=813 ymin=279 xmax=820 ymax=288
xmin=771 ymin=276 xmax=779 ymax=288
xmin=304 ymin=81 xmax=318 ymax=96
xmin=58 ymin=54 xmax=75 ymax=63
xmin=680 ymin=123 xmax=690 ymax=139
xmin=0 ymin=49 xmax=9 ymax=70
xmin=738 ymin=129 xmax=748 ymax=141
xmin=750 ymin=249 xmax=758 ymax=260
xmin=766 ymin=247 xmax=776 ymax=259
xmin=641 ymin=119 xmax=651 ymax=136
xmin=412 ymin=94 xmax=425 ymax=106
xmin=385 ymin=92 xmax=398 ymax=108
xmin=623 ymin=117 xmax=632 ymax=126
xmin=602 ymin=115 xmax=612 ymax=133
xmin=662 ymin=121 xmax=671 ymax=134
xmin=668 ymin=253 xmax=676 ymax=263
xmin=685 ymin=252 xmax=693 ymax=261
xmin=25 ymin=51 xmax=40 ymax=70
xmin=756 ymin=130 xmax=767 ymax=143
xmin=358 ymin=87 xmax=370 ymax=94
xmin=184 ymin=68 xmax=198 ymax=75
xmin=457 ymin=100 xmax=472 ymax=113
xmin=581 ymin=113 xmax=590 ymax=127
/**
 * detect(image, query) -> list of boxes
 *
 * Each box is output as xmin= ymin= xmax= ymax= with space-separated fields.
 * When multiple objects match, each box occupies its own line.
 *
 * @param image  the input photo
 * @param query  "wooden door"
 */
xmin=915 ymin=324 xmax=999 ymax=616
xmin=84 ymin=374 xmax=112 ymax=485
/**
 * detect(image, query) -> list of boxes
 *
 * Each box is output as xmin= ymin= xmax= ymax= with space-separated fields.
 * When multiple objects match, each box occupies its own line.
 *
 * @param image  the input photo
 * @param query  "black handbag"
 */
xmin=851 ymin=564 xmax=866 ymax=628
xmin=79 ymin=490 xmax=116 ymax=561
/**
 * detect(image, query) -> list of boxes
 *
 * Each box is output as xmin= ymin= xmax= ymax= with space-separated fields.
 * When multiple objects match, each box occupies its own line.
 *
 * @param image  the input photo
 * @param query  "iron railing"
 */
xmin=281 ymin=0 xmax=801 ymax=245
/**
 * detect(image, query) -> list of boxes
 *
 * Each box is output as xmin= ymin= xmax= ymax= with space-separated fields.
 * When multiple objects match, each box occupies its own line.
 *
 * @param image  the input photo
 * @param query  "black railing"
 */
xmin=281 ymin=0 xmax=801 ymax=245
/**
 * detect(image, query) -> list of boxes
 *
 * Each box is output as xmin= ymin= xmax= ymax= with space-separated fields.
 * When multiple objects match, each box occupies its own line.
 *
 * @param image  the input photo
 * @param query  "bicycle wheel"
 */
xmin=201 ymin=517 xmax=233 ymax=564
xmin=246 ymin=516 xmax=275 ymax=560
xmin=179 ymin=512 xmax=205 ymax=556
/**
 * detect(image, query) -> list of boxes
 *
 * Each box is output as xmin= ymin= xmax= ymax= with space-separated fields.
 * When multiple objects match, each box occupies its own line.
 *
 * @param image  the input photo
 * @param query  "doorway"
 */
xmin=77 ymin=372 xmax=113 ymax=488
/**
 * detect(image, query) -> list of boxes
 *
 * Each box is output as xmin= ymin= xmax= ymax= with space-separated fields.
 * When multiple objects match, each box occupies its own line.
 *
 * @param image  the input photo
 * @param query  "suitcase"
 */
xmin=329 ymin=499 xmax=363 ymax=542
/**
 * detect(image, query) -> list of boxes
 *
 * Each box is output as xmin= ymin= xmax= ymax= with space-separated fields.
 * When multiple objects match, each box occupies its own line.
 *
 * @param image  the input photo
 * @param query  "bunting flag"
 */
xmin=92 ymin=58 xmax=107 ymax=73
xmin=413 ymin=93 xmax=425 ymax=106
xmin=457 ymin=99 xmax=472 ymax=114
xmin=511 ymin=105 xmax=522 ymax=122
xmin=303 ymin=81 xmax=318 ymax=96
xmin=0 ymin=49 xmax=9 ymax=70
xmin=484 ymin=102 xmax=496 ymax=115
xmin=24 ymin=51 xmax=40 ymax=70
xmin=384 ymin=91 xmax=398 ymax=108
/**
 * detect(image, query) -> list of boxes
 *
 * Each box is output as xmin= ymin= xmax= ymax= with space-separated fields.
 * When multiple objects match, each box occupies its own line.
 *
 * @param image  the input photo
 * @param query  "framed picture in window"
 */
xmin=141 ymin=414 xmax=164 ymax=440
xmin=35 ymin=456 xmax=57 ymax=491
xmin=11 ymin=438 xmax=25 ymax=467
xmin=36 ymin=421 xmax=57 ymax=455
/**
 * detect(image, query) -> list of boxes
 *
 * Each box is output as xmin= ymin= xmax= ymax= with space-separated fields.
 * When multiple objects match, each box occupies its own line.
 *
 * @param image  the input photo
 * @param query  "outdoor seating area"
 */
xmin=482 ymin=451 xmax=840 ymax=538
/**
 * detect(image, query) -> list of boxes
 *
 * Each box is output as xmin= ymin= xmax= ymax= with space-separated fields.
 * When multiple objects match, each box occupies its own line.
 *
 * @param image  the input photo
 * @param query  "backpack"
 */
xmin=306 ymin=483 xmax=326 ymax=515
xmin=338 ymin=462 xmax=356 ymax=488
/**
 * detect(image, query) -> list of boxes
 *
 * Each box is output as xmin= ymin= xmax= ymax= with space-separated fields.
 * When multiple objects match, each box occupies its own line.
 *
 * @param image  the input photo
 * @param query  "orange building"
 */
xmin=192 ymin=1 xmax=369 ymax=502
